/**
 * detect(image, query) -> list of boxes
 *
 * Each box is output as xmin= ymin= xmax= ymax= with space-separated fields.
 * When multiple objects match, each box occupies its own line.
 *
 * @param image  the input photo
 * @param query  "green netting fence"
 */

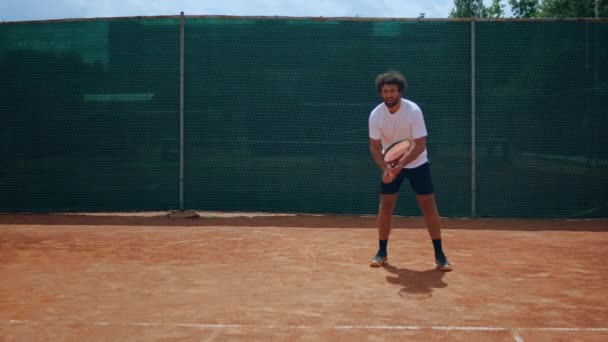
xmin=1 ymin=16 xmax=606 ymax=218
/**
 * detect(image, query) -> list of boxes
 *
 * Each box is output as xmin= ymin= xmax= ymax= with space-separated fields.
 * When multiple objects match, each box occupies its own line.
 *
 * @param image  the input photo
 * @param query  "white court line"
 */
xmin=512 ymin=330 xmax=525 ymax=342
xmin=335 ymin=325 xmax=608 ymax=332
xmin=3 ymin=320 xmax=608 ymax=333
xmin=335 ymin=325 xmax=506 ymax=331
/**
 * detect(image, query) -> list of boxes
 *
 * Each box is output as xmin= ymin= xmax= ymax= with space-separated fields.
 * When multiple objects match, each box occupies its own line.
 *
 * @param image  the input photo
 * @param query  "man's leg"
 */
xmin=416 ymin=193 xmax=441 ymax=240
xmin=416 ymin=193 xmax=452 ymax=271
xmin=370 ymin=193 xmax=397 ymax=267
xmin=379 ymin=193 xmax=398 ymax=240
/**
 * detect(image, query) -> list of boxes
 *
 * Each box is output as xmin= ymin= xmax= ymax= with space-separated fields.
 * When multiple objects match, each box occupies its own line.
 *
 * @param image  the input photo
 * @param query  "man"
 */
xmin=368 ymin=71 xmax=451 ymax=271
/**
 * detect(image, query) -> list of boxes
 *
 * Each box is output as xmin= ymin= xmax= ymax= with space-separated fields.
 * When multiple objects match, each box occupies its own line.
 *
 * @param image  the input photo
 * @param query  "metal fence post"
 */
xmin=471 ymin=18 xmax=477 ymax=218
xmin=179 ymin=11 xmax=185 ymax=211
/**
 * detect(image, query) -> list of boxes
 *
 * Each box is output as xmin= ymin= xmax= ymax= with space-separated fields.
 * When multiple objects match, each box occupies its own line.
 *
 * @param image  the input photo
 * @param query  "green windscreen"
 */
xmin=0 ymin=19 xmax=180 ymax=211
xmin=476 ymin=21 xmax=608 ymax=217
xmin=183 ymin=18 xmax=471 ymax=216
xmin=1 ymin=17 xmax=606 ymax=218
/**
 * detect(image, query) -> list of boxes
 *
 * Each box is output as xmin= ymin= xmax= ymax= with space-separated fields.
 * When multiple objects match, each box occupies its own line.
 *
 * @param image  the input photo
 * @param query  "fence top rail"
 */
xmin=2 ymin=15 xmax=608 ymax=25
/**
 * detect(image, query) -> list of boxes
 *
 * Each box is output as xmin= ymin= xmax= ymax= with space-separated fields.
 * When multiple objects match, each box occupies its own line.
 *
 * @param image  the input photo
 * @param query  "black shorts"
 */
xmin=380 ymin=162 xmax=434 ymax=195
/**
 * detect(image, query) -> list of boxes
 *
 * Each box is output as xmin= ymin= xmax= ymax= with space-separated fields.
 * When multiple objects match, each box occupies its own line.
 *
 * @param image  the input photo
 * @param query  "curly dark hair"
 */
xmin=375 ymin=71 xmax=407 ymax=94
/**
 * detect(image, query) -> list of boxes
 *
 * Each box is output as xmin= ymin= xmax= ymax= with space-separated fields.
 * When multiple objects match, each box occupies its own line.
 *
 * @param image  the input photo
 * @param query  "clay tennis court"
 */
xmin=1 ymin=213 xmax=607 ymax=341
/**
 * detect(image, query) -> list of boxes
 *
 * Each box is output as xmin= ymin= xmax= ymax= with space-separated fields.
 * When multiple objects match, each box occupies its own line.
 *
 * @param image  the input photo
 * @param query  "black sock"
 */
xmin=379 ymin=239 xmax=388 ymax=256
xmin=432 ymin=239 xmax=445 ymax=259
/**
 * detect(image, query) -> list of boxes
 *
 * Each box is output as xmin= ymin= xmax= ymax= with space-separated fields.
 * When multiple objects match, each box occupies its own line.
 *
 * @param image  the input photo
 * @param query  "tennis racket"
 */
xmin=383 ymin=139 xmax=414 ymax=168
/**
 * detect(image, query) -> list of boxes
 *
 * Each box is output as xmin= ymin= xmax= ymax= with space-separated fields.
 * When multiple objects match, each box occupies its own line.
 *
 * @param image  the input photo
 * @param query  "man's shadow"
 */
xmin=382 ymin=263 xmax=448 ymax=298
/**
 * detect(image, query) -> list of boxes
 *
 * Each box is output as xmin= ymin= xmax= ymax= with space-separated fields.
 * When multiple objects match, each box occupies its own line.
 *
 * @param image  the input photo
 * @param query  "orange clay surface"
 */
xmin=1 ymin=213 xmax=607 ymax=341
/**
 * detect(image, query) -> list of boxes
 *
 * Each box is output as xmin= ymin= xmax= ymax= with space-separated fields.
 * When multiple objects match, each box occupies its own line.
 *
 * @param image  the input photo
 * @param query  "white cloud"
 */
xmin=0 ymin=0 xmax=456 ymax=22
xmin=193 ymin=0 xmax=453 ymax=18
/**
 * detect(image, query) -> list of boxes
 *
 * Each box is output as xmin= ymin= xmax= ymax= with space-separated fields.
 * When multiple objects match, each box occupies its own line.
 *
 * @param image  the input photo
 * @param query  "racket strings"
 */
xmin=384 ymin=140 xmax=411 ymax=167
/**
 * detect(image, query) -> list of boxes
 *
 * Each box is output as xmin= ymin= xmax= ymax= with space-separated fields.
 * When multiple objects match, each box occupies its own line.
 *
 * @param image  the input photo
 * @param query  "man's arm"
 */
xmin=394 ymin=136 xmax=426 ymax=170
xmin=369 ymin=138 xmax=388 ymax=171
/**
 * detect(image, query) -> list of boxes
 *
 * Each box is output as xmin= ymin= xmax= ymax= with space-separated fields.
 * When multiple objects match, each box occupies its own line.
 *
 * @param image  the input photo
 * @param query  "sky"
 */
xmin=0 ymin=0 xmax=511 ymax=22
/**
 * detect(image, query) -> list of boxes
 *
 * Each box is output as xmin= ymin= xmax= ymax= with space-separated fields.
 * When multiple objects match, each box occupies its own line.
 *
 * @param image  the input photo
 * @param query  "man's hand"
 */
xmin=382 ymin=167 xmax=398 ymax=184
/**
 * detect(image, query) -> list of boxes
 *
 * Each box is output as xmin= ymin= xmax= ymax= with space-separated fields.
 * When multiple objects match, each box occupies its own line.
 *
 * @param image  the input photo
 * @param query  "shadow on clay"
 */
xmin=382 ymin=263 xmax=448 ymax=298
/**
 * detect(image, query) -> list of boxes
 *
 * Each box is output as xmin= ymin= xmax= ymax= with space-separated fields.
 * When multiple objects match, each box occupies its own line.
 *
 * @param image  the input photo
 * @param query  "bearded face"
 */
xmin=381 ymin=84 xmax=401 ymax=109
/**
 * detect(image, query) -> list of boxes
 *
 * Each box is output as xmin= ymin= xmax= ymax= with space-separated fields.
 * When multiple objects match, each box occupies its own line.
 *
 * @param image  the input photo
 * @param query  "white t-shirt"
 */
xmin=368 ymin=98 xmax=428 ymax=169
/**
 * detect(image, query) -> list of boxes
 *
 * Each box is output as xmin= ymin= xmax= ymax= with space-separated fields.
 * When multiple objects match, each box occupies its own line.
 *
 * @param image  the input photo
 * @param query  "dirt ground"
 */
xmin=1 ymin=213 xmax=607 ymax=341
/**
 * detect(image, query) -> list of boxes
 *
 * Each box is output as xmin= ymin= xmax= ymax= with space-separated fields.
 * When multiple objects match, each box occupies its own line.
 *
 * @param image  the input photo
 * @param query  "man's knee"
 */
xmin=416 ymin=194 xmax=438 ymax=213
xmin=380 ymin=195 xmax=397 ymax=213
